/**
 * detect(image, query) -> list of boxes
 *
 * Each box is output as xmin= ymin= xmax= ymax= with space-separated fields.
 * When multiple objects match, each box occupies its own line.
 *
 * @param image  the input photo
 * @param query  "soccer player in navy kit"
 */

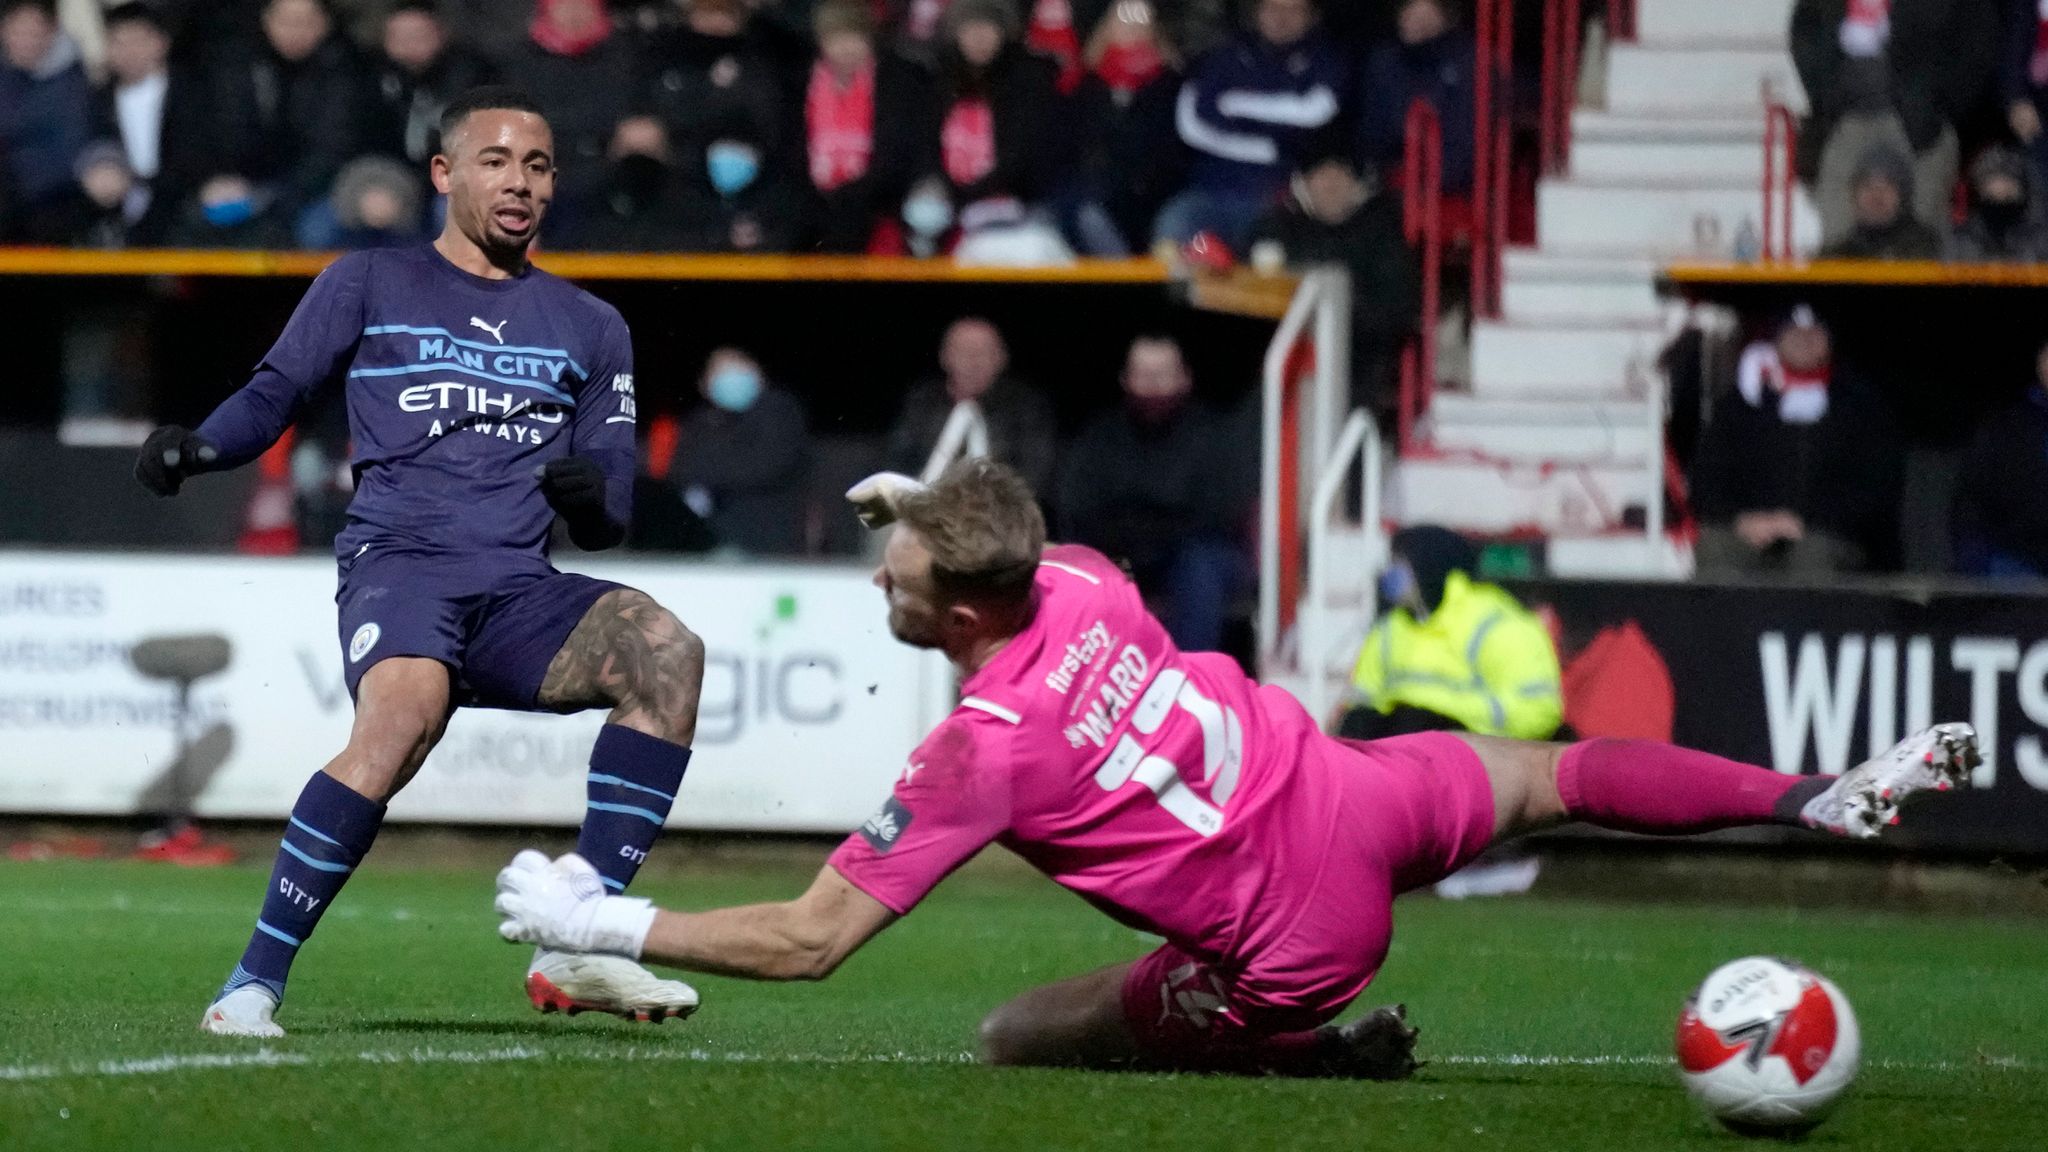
xmin=136 ymin=88 xmax=706 ymax=1037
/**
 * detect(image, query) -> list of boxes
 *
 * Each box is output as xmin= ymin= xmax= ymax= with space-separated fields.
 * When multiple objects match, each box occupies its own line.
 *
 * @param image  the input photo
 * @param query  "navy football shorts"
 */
xmin=334 ymin=548 xmax=622 ymax=710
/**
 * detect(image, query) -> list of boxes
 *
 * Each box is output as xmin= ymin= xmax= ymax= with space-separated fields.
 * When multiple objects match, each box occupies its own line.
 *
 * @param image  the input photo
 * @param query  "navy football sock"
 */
xmin=576 ymin=725 xmax=691 ymax=892
xmin=220 ymin=771 xmax=384 ymax=1003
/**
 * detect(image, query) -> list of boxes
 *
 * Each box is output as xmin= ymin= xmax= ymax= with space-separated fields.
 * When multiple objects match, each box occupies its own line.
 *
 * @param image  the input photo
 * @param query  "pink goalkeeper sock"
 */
xmin=1555 ymin=739 xmax=1833 ymax=835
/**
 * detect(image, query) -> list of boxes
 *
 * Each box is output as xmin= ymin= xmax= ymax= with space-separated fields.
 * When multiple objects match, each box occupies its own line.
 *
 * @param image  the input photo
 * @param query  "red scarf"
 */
xmin=942 ymin=98 xmax=996 ymax=186
xmin=2031 ymin=0 xmax=2048 ymax=85
xmin=1094 ymin=40 xmax=1166 ymax=95
xmin=807 ymin=60 xmax=877 ymax=191
xmin=530 ymin=0 xmax=612 ymax=57
xmin=1027 ymin=0 xmax=1082 ymax=94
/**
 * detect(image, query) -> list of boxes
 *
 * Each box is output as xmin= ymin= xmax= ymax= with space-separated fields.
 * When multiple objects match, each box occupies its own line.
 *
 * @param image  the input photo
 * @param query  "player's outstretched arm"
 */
xmin=134 ymin=425 xmax=220 ymax=496
xmin=496 ymin=851 xmax=896 ymax=981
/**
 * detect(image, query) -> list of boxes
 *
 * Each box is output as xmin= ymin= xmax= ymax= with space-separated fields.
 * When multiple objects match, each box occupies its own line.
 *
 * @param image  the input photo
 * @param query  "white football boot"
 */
xmin=1800 ymin=722 xmax=1978 ymax=839
xmin=526 ymin=948 xmax=699 ymax=1023
xmin=200 ymin=986 xmax=285 ymax=1038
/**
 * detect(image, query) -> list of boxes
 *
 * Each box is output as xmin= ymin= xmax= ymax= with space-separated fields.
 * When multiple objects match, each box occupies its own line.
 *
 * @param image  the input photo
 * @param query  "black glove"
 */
xmin=536 ymin=455 xmax=623 ymax=551
xmin=135 ymin=425 xmax=219 ymax=497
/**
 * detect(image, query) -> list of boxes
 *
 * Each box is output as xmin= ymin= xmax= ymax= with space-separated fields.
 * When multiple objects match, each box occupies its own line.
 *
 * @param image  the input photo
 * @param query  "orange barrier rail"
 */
xmin=0 ymin=248 xmax=1172 ymax=284
xmin=1663 ymin=259 xmax=2048 ymax=288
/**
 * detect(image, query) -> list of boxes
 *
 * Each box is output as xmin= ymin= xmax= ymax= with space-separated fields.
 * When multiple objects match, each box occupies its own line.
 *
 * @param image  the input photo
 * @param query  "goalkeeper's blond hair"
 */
xmin=895 ymin=458 xmax=1046 ymax=607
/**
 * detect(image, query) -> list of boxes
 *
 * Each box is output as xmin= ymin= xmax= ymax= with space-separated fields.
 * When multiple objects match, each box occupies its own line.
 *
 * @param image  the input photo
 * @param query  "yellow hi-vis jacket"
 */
xmin=1349 ymin=571 xmax=1563 ymax=739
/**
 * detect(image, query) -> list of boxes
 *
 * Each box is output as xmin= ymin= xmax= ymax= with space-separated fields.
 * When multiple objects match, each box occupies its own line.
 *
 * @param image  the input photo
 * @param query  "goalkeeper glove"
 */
xmin=844 ymin=471 xmax=926 ymax=530
xmin=494 ymin=850 xmax=657 ymax=959
xmin=134 ymin=425 xmax=219 ymax=496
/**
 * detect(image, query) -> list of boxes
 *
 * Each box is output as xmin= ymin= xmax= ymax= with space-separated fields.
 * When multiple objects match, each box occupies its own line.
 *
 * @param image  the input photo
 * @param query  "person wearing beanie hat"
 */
xmin=322 ymin=153 xmax=427 ymax=248
xmin=1339 ymin=524 xmax=1562 ymax=743
xmin=1949 ymin=144 xmax=2048 ymax=262
xmin=1817 ymin=142 xmax=1943 ymax=259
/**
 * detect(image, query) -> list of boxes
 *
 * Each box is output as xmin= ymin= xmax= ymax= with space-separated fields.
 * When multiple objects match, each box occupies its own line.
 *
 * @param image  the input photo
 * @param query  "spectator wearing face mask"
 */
xmin=675 ymin=123 xmax=812 ymax=252
xmin=805 ymin=0 xmax=934 ymax=252
xmin=575 ymin=114 xmax=692 ymax=251
xmin=670 ymin=347 xmax=814 ymax=557
xmin=1691 ymin=306 xmax=1904 ymax=576
xmin=636 ymin=0 xmax=787 ymax=182
xmin=1817 ymin=143 xmax=1943 ymax=258
xmin=1249 ymin=149 xmax=1416 ymax=422
xmin=164 ymin=172 xmax=294 ymax=247
xmin=895 ymin=173 xmax=958 ymax=255
xmin=1356 ymin=0 xmax=1474 ymax=194
xmin=1061 ymin=0 xmax=1188 ymax=255
xmin=1948 ymin=144 xmax=2048 ymax=261
xmin=1055 ymin=334 xmax=1256 ymax=653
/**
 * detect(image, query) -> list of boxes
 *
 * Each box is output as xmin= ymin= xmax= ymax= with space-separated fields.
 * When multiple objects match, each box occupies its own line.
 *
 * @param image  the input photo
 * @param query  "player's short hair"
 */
xmin=896 ymin=458 xmax=1046 ymax=607
xmin=438 ymin=86 xmax=548 ymax=147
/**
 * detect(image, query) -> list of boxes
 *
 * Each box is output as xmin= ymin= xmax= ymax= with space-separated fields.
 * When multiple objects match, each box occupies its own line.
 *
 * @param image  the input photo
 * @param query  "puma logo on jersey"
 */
xmin=469 ymin=316 xmax=508 ymax=343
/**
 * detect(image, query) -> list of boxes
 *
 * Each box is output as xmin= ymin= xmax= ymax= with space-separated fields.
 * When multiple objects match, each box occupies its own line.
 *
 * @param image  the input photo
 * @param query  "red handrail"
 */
xmin=1762 ymin=102 xmax=1797 ymax=260
xmin=1400 ymin=98 xmax=1445 ymax=454
xmin=1540 ymin=0 xmax=1582 ymax=175
xmin=1606 ymin=0 xmax=1636 ymax=42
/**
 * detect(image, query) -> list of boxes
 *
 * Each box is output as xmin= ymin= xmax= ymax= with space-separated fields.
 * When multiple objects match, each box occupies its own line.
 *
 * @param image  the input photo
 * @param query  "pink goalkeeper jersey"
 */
xmin=829 ymin=545 xmax=1348 ymax=967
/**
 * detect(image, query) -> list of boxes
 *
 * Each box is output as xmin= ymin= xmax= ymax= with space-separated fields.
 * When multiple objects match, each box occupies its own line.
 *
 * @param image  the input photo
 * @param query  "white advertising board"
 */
xmin=0 ymin=553 xmax=948 ymax=832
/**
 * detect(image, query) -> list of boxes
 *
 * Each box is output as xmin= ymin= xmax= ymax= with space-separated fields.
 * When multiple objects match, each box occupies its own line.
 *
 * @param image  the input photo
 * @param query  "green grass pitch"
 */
xmin=1 ymin=849 xmax=2042 ymax=1151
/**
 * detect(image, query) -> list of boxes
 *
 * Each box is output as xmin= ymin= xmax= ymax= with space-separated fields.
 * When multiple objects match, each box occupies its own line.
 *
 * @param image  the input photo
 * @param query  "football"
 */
xmin=1675 ymin=956 xmax=1861 ymax=1135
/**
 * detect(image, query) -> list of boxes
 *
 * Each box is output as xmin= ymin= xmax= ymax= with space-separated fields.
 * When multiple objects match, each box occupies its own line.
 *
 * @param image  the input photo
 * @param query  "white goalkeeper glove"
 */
xmin=494 ymin=850 xmax=657 ymax=960
xmin=844 ymin=471 xmax=926 ymax=530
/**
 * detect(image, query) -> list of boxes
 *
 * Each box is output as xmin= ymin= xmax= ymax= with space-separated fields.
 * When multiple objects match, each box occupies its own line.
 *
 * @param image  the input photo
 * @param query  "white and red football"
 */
xmin=1675 ymin=956 xmax=1861 ymax=1135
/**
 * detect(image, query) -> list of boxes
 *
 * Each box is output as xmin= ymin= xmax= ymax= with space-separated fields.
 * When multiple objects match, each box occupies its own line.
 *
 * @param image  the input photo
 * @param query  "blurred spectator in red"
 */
xmin=1060 ymin=0 xmax=1187 ymax=255
xmin=1791 ymin=0 xmax=1994 ymax=245
xmin=926 ymin=0 xmax=1066 ymax=217
xmin=0 ymin=0 xmax=90 ymax=231
xmin=1817 ymin=144 xmax=1943 ymax=258
xmin=1248 ymin=148 xmax=1415 ymax=422
xmin=1156 ymin=0 xmax=1345 ymax=251
xmin=574 ymin=114 xmax=691 ymax=250
xmin=805 ymin=0 xmax=933 ymax=252
xmin=163 ymin=173 xmax=294 ymax=247
xmin=670 ymin=346 xmax=814 ymax=556
xmin=636 ymin=0 xmax=788 ymax=183
xmin=1952 ymin=336 xmax=2048 ymax=581
xmin=89 ymin=2 xmax=205 ymax=244
xmin=1356 ymin=0 xmax=1473 ymax=195
xmin=675 ymin=118 xmax=812 ymax=251
xmin=886 ymin=316 xmax=1057 ymax=491
xmin=1056 ymin=334 xmax=1254 ymax=651
xmin=514 ymin=0 xmax=638 ymax=226
xmin=360 ymin=1 xmax=497 ymax=167
xmin=1691 ymin=307 xmax=1903 ymax=577
xmin=1948 ymin=144 xmax=2048 ymax=260
xmin=202 ymin=0 xmax=363 ymax=223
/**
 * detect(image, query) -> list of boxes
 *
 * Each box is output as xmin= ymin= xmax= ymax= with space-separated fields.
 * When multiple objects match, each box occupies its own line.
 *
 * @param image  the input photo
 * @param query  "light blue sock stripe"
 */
xmin=280 ymin=839 xmax=353 ymax=873
xmin=288 ymin=815 xmax=345 ymax=848
xmin=587 ymin=800 xmax=666 ymax=826
xmin=602 ymin=876 xmax=626 ymax=891
xmin=255 ymin=920 xmax=303 ymax=948
xmin=221 ymin=965 xmax=285 ymax=1001
xmin=587 ymin=773 xmax=677 ymax=804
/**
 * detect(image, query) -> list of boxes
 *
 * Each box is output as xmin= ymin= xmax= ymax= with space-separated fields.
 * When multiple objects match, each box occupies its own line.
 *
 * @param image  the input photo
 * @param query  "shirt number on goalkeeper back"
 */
xmin=1092 ymin=666 xmax=1243 ymax=836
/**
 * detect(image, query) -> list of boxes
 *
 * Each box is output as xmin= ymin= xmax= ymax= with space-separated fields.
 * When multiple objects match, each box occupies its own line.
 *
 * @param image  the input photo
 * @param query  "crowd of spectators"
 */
xmin=0 ymin=0 xmax=1473 ymax=260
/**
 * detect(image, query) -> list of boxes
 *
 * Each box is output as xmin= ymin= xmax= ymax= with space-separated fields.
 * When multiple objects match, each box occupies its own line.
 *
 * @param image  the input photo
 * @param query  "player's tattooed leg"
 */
xmin=539 ymin=589 xmax=706 ymax=744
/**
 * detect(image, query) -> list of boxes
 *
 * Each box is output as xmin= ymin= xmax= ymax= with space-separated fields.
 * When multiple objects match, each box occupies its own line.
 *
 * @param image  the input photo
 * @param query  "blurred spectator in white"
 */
xmin=1817 ymin=144 xmax=1943 ymax=258
xmin=675 ymin=120 xmax=812 ymax=251
xmin=671 ymin=346 xmax=813 ymax=556
xmin=1791 ymin=0 xmax=1995 ymax=244
xmin=1356 ymin=0 xmax=1473 ymax=195
xmin=304 ymin=154 xmax=425 ymax=248
xmin=1248 ymin=148 xmax=1415 ymax=423
xmin=637 ymin=0 xmax=787 ymax=183
xmin=1056 ymin=334 xmax=1253 ymax=652
xmin=951 ymin=192 xmax=1076 ymax=264
xmin=514 ymin=0 xmax=637 ymax=226
xmin=203 ymin=0 xmax=364 ymax=223
xmin=886 ymin=316 xmax=1057 ymax=491
xmin=1691 ymin=307 xmax=1903 ymax=577
xmin=805 ymin=0 xmax=932 ymax=252
xmin=164 ymin=172 xmax=293 ymax=247
xmin=1060 ymin=0 xmax=1187 ymax=255
xmin=1156 ymin=0 xmax=1344 ymax=251
xmin=575 ymin=114 xmax=691 ymax=250
xmin=1 ymin=0 xmax=90 ymax=231
xmin=87 ymin=2 xmax=203 ymax=243
xmin=1948 ymin=144 xmax=2048 ymax=261
xmin=923 ymin=0 xmax=1066 ymax=219
xmin=1951 ymin=337 xmax=2048 ymax=581
xmin=360 ymin=1 xmax=497 ymax=167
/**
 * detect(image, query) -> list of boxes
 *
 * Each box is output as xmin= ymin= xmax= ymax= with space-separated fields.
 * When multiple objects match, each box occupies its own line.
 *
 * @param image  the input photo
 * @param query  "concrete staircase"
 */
xmin=1392 ymin=0 xmax=1818 ymax=578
